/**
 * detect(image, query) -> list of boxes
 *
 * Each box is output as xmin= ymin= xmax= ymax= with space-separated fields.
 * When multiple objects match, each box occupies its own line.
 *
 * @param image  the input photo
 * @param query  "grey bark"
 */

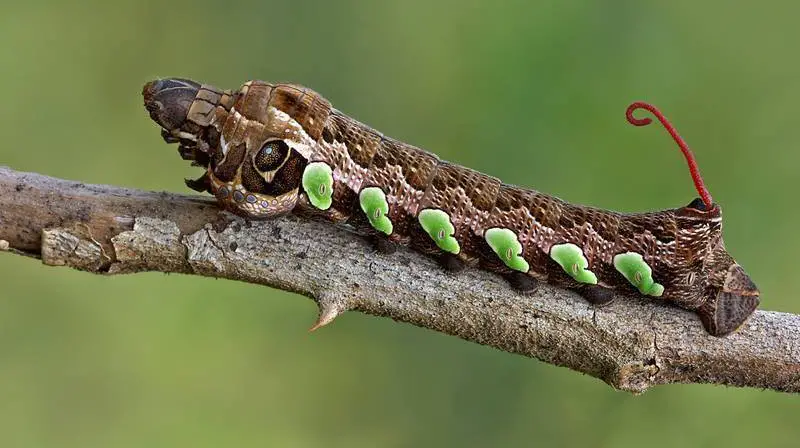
xmin=0 ymin=166 xmax=797 ymax=394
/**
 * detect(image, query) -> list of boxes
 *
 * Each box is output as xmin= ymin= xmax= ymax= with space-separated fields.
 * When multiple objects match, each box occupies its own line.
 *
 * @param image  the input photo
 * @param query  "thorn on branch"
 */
xmin=309 ymin=291 xmax=351 ymax=332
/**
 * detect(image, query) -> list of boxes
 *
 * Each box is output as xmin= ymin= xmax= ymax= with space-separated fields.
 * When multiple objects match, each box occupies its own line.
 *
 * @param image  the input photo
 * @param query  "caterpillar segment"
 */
xmin=143 ymin=78 xmax=760 ymax=336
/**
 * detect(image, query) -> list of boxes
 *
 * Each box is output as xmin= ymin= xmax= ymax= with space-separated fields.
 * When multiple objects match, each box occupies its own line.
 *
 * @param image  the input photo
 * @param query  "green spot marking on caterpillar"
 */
xmin=550 ymin=243 xmax=597 ymax=284
xmin=301 ymin=162 xmax=333 ymax=210
xmin=613 ymin=252 xmax=664 ymax=297
xmin=418 ymin=209 xmax=460 ymax=254
xmin=485 ymin=228 xmax=529 ymax=273
xmin=359 ymin=187 xmax=393 ymax=235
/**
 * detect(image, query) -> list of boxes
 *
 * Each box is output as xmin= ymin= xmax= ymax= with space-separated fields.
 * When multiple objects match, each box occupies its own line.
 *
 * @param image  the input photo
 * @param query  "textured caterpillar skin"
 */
xmin=142 ymin=78 xmax=760 ymax=336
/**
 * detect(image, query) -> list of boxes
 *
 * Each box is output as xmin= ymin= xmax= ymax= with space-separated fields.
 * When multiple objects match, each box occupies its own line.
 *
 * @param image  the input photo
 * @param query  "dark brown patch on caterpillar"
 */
xmin=214 ymin=143 xmax=246 ymax=182
xmin=265 ymin=152 xmax=307 ymax=197
xmin=241 ymin=158 xmax=269 ymax=193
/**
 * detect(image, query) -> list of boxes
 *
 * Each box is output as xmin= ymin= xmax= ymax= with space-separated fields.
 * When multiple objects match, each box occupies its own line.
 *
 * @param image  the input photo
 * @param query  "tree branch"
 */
xmin=0 ymin=166 xmax=797 ymax=394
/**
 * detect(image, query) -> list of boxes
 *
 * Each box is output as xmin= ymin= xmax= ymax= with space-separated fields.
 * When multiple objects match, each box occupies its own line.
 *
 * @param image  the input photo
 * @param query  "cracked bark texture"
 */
xmin=0 ymin=166 xmax=798 ymax=394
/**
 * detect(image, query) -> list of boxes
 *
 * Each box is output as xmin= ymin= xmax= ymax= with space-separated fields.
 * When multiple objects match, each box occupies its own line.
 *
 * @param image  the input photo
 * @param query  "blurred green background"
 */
xmin=1 ymin=0 xmax=798 ymax=446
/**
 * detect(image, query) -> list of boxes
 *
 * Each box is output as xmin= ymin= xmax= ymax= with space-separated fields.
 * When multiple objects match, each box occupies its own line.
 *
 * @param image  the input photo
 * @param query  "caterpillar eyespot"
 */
xmin=143 ymin=78 xmax=760 ymax=337
xmin=254 ymin=140 xmax=289 ymax=172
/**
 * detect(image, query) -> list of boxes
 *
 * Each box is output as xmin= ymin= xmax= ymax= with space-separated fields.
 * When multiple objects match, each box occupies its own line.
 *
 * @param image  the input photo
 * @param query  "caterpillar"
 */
xmin=142 ymin=78 xmax=760 ymax=336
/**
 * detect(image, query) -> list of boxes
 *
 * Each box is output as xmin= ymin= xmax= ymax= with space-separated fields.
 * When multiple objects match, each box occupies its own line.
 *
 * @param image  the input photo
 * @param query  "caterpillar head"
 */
xmin=143 ymin=78 xmax=331 ymax=218
xmin=143 ymin=78 xmax=199 ymax=135
xmin=142 ymin=78 xmax=226 ymax=170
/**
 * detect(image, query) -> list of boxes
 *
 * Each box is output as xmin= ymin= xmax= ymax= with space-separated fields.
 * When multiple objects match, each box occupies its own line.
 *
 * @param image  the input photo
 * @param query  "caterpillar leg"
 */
xmin=185 ymin=172 xmax=211 ymax=193
xmin=504 ymin=272 xmax=539 ymax=294
xmin=577 ymin=284 xmax=616 ymax=307
xmin=369 ymin=235 xmax=397 ymax=255
xmin=438 ymin=253 xmax=466 ymax=272
xmin=161 ymin=128 xmax=180 ymax=143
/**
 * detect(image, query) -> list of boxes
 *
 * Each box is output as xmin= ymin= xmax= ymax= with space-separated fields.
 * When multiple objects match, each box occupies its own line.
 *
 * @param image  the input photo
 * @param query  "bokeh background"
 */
xmin=1 ymin=0 xmax=798 ymax=446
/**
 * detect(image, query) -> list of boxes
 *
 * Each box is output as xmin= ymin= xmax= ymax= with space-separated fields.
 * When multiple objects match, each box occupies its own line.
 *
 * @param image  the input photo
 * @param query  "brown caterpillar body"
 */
xmin=142 ymin=78 xmax=760 ymax=336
